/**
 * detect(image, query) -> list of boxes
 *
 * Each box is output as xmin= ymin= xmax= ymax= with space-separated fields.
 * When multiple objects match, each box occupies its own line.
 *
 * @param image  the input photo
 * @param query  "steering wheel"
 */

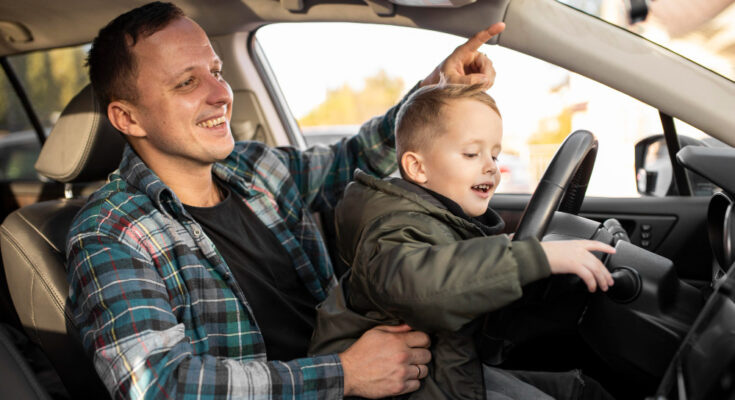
xmin=486 ymin=130 xmax=598 ymax=368
xmin=513 ymin=130 xmax=598 ymax=241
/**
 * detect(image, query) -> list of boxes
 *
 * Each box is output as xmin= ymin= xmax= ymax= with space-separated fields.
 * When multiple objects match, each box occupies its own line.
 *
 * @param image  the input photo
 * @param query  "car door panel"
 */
xmin=491 ymin=194 xmax=711 ymax=282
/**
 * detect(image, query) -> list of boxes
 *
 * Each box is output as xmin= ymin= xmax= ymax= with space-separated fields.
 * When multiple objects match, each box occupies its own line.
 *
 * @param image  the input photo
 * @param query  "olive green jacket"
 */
xmin=310 ymin=170 xmax=551 ymax=399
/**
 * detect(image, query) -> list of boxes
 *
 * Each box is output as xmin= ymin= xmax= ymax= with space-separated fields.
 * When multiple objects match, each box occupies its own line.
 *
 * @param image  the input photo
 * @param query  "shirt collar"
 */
xmin=118 ymin=144 xmax=253 ymax=218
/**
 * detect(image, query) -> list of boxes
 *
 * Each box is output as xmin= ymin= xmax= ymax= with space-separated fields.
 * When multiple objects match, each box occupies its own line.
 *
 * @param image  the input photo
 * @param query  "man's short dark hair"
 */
xmin=87 ymin=1 xmax=185 ymax=109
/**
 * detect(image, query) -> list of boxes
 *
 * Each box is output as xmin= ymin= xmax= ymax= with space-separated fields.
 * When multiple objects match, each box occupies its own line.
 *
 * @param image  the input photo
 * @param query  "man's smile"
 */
xmin=196 ymin=115 xmax=227 ymax=128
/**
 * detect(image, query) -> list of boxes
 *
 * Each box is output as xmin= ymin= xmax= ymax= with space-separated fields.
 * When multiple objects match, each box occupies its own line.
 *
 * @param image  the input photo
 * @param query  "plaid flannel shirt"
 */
xmin=66 ymin=93 xmax=407 ymax=399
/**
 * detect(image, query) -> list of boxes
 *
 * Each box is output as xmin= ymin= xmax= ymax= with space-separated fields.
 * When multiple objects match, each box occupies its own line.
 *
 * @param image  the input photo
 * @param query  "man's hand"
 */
xmin=339 ymin=324 xmax=431 ymax=398
xmin=540 ymin=240 xmax=616 ymax=292
xmin=421 ymin=22 xmax=506 ymax=89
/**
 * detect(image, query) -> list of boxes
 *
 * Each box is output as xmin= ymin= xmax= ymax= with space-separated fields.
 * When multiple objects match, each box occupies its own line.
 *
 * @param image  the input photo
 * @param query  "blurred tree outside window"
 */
xmin=298 ymin=70 xmax=404 ymax=128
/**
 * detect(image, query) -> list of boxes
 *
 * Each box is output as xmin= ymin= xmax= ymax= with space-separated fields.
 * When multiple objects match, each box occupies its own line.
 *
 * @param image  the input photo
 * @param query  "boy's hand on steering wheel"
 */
xmin=541 ymin=240 xmax=616 ymax=292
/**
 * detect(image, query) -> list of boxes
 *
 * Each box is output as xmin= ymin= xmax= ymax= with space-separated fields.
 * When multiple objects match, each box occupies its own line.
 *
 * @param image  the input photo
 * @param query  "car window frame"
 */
xmin=249 ymin=21 xmax=709 ymax=199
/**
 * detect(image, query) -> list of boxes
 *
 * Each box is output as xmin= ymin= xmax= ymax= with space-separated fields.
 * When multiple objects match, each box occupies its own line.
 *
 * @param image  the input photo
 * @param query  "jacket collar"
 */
xmin=354 ymin=169 xmax=505 ymax=235
xmin=388 ymin=177 xmax=505 ymax=235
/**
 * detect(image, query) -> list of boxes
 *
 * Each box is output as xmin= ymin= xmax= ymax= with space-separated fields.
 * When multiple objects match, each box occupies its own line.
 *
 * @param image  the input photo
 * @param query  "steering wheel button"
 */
xmin=641 ymin=240 xmax=650 ymax=247
xmin=641 ymin=232 xmax=651 ymax=239
xmin=641 ymin=224 xmax=652 ymax=231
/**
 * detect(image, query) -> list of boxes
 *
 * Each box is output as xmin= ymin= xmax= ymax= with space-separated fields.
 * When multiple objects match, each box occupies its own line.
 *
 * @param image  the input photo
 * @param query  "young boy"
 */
xmin=310 ymin=83 xmax=615 ymax=399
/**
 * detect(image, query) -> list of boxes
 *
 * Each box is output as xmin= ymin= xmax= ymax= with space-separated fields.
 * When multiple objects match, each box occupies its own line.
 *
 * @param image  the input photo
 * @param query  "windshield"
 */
xmin=558 ymin=0 xmax=735 ymax=83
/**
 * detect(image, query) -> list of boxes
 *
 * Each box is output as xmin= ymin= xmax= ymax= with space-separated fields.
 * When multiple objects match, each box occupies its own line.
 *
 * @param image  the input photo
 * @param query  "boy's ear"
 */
xmin=401 ymin=151 xmax=428 ymax=184
xmin=107 ymin=100 xmax=147 ymax=139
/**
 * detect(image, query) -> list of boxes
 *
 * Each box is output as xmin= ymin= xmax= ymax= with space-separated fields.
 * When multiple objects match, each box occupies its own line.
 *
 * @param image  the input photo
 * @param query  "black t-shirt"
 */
xmin=184 ymin=181 xmax=318 ymax=361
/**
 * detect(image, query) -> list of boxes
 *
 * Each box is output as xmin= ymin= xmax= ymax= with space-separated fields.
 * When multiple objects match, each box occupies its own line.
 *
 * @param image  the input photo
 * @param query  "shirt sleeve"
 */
xmin=273 ymin=83 xmax=420 ymax=212
xmin=67 ymin=232 xmax=344 ymax=400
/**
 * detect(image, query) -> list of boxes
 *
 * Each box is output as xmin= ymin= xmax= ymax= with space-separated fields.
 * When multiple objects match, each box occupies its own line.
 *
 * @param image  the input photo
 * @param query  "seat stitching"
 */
xmin=17 ymin=211 xmax=62 ymax=253
xmin=0 ymin=224 xmax=74 ymax=324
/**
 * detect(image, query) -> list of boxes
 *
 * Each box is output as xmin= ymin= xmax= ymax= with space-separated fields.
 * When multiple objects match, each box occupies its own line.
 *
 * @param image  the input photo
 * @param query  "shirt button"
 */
xmin=193 ymin=227 xmax=201 ymax=237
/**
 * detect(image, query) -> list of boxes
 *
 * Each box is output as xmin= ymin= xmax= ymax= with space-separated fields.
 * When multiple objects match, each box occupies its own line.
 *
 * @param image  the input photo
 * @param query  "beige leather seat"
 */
xmin=0 ymin=84 xmax=125 ymax=399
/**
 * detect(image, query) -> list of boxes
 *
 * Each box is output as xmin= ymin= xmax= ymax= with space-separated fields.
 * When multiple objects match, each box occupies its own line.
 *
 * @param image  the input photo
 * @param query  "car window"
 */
xmin=0 ymin=45 xmax=89 ymax=181
xmin=255 ymin=22 xmax=704 ymax=198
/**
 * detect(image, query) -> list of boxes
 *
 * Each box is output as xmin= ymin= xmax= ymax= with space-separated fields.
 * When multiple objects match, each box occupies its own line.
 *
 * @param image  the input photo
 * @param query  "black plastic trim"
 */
xmin=660 ymin=112 xmax=691 ymax=196
xmin=247 ymin=31 xmax=307 ymax=149
xmin=0 ymin=57 xmax=46 ymax=145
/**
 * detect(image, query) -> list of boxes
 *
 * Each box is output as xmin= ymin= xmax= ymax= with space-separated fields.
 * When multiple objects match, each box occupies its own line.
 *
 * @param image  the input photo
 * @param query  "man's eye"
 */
xmin=177 ymin=77 xmax=194 ymax=88
xmin=463 ymin=153 xmax=478 ymax=158
xmin=213 ymin=69 xmax=223 ymax=79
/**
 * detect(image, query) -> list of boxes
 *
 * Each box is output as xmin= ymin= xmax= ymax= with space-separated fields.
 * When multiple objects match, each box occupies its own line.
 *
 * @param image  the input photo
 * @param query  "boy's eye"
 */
xmin=492 ymin=156 xmax=500 ymax=162
xmin=463 ymin=153 xmax=478 ymax=158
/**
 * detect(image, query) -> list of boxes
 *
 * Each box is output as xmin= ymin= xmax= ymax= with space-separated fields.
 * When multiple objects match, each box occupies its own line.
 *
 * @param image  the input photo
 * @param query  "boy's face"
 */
xmin=418 ymin=98 xmax=502 ymax=217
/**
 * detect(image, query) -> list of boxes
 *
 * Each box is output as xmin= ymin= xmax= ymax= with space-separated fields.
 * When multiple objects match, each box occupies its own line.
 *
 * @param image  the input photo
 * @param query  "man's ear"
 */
xmin=108 ymin=100 xmax=146 ymax=139
xmin=401 ymin=151 xmax=428 ymax=184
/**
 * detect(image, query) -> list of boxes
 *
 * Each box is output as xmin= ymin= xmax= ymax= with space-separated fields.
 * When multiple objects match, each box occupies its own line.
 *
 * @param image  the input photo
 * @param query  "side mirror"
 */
xmin=634 ymin=134 xmax=717 ymax=197
xmin=634 ymin=135 xmax=670 ymax=196
xmin=636 ymin=168 xmax=657 ymax=194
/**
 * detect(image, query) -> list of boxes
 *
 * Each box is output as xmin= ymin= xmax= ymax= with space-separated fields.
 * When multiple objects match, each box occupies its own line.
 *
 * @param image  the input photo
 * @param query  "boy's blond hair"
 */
xmin=395 ymin=82 xmax=500 ymax=178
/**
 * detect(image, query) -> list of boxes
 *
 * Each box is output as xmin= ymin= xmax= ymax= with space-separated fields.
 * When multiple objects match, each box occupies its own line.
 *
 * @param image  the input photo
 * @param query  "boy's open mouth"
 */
xmin=471 ymin=184 xmax=492 ymax=193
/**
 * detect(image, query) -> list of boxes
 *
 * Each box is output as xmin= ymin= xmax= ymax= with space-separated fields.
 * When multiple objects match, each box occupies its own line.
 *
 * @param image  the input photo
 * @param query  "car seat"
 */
xmin=0 ymin=84 xmax=125 ymax=399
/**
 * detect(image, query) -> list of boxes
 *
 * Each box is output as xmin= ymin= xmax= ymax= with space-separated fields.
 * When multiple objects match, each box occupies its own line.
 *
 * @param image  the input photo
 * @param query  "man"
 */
xmin=66 ymin=2 xmax=503 ymax=398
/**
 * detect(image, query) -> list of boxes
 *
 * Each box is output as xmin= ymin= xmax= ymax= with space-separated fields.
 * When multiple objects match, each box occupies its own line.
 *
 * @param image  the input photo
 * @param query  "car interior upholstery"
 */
xmin=0 ymin=84 xmax=123 ymax=399
xmin=0 ymin=324 xmax=52 ymax=400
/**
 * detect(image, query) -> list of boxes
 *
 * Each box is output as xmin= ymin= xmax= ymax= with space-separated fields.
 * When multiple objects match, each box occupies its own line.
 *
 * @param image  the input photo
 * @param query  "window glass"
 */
xmin=256 ymin=23 xmax=666 ymax=197
xmin=0 ymin=45 xmax=89 ymax=181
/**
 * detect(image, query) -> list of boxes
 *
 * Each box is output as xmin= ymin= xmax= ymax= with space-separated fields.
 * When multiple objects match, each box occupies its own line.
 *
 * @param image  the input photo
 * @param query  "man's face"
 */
xmin=420 ymin=98 xmax=502 ymax=217
xmin=127 ymin=17 xmax=234 ymax=169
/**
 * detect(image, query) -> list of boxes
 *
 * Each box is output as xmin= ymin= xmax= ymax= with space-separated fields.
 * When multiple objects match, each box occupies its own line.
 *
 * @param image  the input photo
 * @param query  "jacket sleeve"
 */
xmin=67 ymin=233 xmax=343 ymax=400
xmin=271 ymin=83 xmax=420 ymax=212
xmin=348 ymin=212 xmax=551 ymax=333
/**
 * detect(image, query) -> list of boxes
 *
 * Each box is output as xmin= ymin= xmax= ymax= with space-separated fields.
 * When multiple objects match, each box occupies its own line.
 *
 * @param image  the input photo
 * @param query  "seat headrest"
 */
xmin=35 ymin=84 xmax=126 ymax=183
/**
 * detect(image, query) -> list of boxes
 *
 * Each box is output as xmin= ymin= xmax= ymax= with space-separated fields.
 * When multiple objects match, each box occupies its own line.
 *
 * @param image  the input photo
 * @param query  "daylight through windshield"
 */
xmin=558 ymin=0 xmax=735 ymax=82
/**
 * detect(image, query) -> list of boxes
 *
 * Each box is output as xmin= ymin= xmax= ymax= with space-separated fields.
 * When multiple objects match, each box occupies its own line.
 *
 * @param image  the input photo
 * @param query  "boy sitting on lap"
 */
xmin=311 ymin=82 xmax=615 ymax=399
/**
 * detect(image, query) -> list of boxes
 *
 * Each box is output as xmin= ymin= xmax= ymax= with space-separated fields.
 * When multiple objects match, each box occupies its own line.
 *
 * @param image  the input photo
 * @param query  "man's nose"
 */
xmin=207 ymin=75 xmax=233 ymax=106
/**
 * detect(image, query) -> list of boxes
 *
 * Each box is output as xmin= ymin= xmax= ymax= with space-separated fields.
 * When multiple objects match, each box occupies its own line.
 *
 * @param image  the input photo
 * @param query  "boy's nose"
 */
xmin=484 ymin=158 xmax=497 ymax=174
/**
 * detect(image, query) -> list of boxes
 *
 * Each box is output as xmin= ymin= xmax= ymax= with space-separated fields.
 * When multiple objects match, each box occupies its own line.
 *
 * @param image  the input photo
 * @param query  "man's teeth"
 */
xmin=197 ymin=116 xmax=226 ymax=128
xmin=472 ymin=184 xmax=491 ymax=192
